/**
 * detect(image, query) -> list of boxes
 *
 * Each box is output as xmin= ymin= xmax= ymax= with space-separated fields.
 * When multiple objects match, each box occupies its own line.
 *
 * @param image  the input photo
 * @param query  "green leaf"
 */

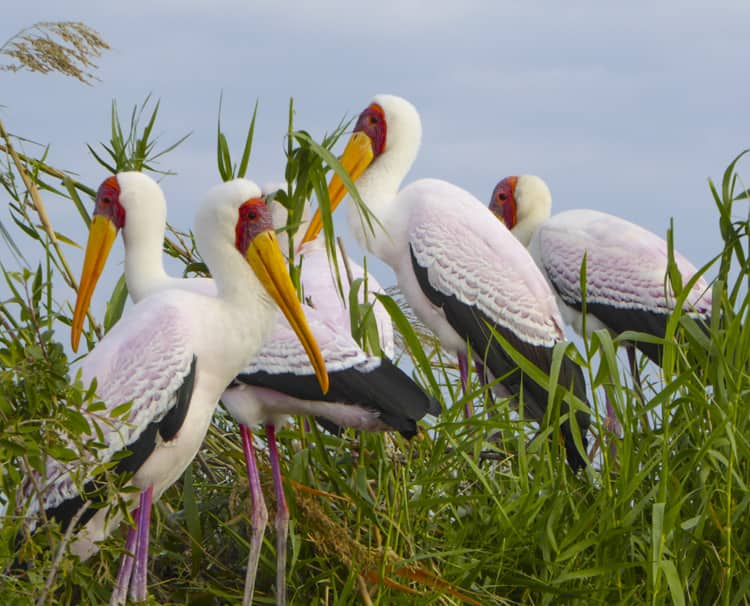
xmin=0 ymin=218 xmax=30 ymax=267
xmin=658 ymin=560 xmax=686 ymax=606
xmin=374 ymin=293 xmax=440 ymax=396
xmin=103 ymin=273 xmax=129 ymax=333
xmin=86 ymin=143 xmax=117 ymax=174
xmin=236 ymin=99 xmax=259 ymax=179
xmin=110 ymin=400 xmax=133 ymax=419
xmin=62 ymin=175 xmax=93 ymax=227
xmin=52 ymin=231 xmax=81 ymax=248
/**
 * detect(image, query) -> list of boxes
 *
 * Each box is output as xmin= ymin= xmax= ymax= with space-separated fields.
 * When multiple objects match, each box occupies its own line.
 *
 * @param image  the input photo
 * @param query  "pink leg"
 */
xmin=129 ymin=485 xmax=153 ymax=603
xmin=240 ymin=424 xmax=269 ymax=606
xmin=109 ymin=515 xmax=137 ymax=606
xmin=266 ymin=423 xmax=288 ymax=606
xmin=458 ymin=352 xmax=474 ymax=418
xmin=473 ymin=359 xmax=495 ymax=405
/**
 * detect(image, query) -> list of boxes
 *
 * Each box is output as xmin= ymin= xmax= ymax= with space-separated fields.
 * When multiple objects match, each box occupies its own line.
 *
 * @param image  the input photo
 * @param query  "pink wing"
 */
xmin=25 ymin=295 xmax=195 ymax=518
xmin=298 ymin=239 xmax=395 ymax=358
xmin=406 ymin=179 xmax=564 ymax=347
xmin=536 ymin=209 xmax=712 ymax=315
xmin=242 ymin=308 xmax=375 ymax=375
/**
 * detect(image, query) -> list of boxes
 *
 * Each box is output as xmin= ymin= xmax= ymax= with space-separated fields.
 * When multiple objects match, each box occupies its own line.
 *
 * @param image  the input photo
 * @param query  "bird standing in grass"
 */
xmin=487 ymin=174 xmax=712 ymax=387
xmin=26 ymin=178 xmax=327 ymax=604
xmin=303 ymin=95 xmax=590 ymax=471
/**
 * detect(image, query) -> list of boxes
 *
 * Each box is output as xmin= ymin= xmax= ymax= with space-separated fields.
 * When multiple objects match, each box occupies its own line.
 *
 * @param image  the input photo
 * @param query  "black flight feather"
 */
xmin=235 ymin=356 xmax=440 ymax=439
xmin=410 ymin=245 xmax=589 ymax=471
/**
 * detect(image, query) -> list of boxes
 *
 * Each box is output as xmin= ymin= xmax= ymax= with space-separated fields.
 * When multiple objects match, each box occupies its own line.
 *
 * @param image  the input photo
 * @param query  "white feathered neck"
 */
xmin=346 ymin=94 xmax=422 ymax=258
xmin=116 ymin=172 xmax=174 ymax=302
xmin=512 ymin=175 xmax=553 ymax=247
xmin=193 ymin=179 xmax=268 ymax=305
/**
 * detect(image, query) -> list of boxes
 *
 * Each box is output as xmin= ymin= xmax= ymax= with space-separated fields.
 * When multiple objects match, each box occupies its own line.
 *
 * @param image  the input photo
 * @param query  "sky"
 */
xmin=2 ymin=1 xmax=750 ymax=336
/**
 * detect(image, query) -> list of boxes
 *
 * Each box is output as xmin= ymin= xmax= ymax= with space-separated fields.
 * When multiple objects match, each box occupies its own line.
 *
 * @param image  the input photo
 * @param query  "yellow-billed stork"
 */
xmin=488 ymin=174 xmax=713 ymax=379
xmin=25 ymin=178 xmax=327 ymax=604
xmin=302 ymin=94 xmax=591 ymax=471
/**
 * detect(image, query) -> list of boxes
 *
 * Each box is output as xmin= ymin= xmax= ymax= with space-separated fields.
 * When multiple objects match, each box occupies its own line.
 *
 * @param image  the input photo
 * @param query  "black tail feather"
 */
xmin=237 ymin=356 xmax=440 ymax=439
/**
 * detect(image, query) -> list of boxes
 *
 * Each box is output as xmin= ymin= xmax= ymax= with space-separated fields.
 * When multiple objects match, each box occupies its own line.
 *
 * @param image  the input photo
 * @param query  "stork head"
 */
xmin=71 ymin=172 xmax=167 ymax=351
xmin=489 ymin=176 xmax=519 ymax=229
xmin=488 ymin=175 xmax=552 ymax=246
xmin=301 ymin=94 xmax=422 ymax=243
xmin=198 ymin=179 xmax=329 ymax=394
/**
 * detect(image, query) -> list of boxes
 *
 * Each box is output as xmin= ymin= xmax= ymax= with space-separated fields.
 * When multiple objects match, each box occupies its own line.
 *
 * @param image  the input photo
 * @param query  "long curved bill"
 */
xmin=301 ymin=131 xmax=374 ymax=244
xmin=246 ymin=230 xmax=329 ymax=393
xmin=71 ymin=215 xmax=118 ymax=352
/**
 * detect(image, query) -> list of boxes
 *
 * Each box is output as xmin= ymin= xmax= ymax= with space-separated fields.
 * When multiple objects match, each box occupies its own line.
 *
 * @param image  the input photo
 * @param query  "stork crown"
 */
xmin=371 ymin=94 xmax=422 ymax=176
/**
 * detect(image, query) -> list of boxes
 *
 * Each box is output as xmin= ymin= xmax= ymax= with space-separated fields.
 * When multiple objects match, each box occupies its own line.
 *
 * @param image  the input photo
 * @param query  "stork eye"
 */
xmin=498 ymin=193 xmax=507 ymax=201
xmin=369 ymin=115 xmax=378 ymax=125
xmin=247 ymin=210 xmax=257 ymax=220
xmin=102 ymin=196 xmax=112 ymax=205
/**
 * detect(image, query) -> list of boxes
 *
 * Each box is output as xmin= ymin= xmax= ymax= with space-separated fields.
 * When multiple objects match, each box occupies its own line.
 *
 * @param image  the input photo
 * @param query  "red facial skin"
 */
xmin=235 ymin=198 xmax=274 ymax=254
xmin=489 ymin=176 xmax=519 ymax=229
xmin=353 ymin=103 xmax=387 ymax=158
xmin=95 ymin=176 xmax=126 ymax=229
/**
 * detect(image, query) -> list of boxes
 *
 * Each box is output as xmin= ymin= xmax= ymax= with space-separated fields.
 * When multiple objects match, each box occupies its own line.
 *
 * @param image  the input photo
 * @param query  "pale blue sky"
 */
xmin=2 ymin=1 xmax=749 ymax=327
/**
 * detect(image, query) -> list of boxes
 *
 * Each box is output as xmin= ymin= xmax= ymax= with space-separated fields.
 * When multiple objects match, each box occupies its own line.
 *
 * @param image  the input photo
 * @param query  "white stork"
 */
xmin=26 ymin=179 xmax=327 ymax=604
xmin=70 ymin=172 xmax=440 ymax=605
xmin=302 ymin=95 xmax=591 ymax=471
xmin=487 ymin=174 xmax=713 ymax=381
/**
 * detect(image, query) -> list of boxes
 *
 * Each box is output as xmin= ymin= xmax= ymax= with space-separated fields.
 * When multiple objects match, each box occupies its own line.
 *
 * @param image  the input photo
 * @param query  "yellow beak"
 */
xmin=71 ymin=215 xmax=118 ymax=352
xmin=301 ymin=131 xmax=374 ymax=244
xmin=246 ymin=230 xmax=329 ymax=393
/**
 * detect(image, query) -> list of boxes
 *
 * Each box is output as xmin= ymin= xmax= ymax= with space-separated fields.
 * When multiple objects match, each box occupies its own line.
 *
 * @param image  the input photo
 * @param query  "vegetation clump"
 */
xmin=0 ymin=24 xmax=749 ymax=605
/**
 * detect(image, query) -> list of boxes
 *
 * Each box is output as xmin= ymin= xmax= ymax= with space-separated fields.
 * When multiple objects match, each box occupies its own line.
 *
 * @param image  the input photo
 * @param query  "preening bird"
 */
xmin=487 ymin=174 xmax=712 ymax=381
xmin=302 ymin=95 xmax=590 ymax=471
xmin=70 ymin=172 xmax=439 ymax=605
xmin=24 ymin=178 xmax=327 ymax=605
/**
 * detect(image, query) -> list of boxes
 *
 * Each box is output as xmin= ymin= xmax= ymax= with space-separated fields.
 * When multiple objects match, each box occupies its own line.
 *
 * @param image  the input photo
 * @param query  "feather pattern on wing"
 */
xmin=238 ymin=355 xmax=440 ymax=438
xmin=405 ymin=179 xmax=564 ymax=348
xmin=24 ymin=299 xmax=195 ymax=521
xmin=535 ymin=209 xmax=712 ymax=316
xmin=242 ymin=310 xmax=376 ymax=375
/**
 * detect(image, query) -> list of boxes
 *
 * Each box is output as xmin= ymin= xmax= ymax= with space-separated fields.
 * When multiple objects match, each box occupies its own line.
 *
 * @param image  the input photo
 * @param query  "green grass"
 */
xmin=0 ymin=96 xmax=748 ymax=605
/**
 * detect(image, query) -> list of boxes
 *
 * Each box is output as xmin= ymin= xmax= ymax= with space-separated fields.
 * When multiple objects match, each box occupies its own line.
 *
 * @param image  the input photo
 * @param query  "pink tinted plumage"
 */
xmin=535 ymin=209 xmax=712 ymax=316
